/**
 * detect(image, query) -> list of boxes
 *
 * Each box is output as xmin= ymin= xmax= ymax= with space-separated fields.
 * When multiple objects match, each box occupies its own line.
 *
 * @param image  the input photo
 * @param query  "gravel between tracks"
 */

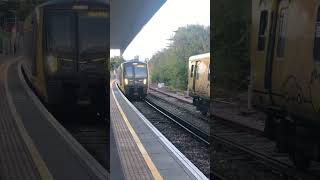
xmin=149 ymin=89 xmax=209 ymax=120
xmin=147 ymin=92 xmax=209 ymax=135
xmin=132 ymin=100 xmax=210 ymax=177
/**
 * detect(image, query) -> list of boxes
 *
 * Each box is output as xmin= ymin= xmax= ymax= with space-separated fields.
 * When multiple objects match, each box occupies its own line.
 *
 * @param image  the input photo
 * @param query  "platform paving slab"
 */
xmin=0 ymin=57 xmax=41 ymax=180
xmin=110 ymin=89 xmax=154 ymax=180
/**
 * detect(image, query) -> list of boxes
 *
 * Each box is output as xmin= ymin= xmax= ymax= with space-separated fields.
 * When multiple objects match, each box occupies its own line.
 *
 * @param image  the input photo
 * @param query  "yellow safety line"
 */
xmin=3 ymin=58 xmax=53 ymax=180
xmin=111 ymin=80 xmax=163 ymax=180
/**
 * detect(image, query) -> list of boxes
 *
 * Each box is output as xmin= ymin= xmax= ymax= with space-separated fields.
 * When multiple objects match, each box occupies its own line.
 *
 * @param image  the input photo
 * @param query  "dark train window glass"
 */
xmin=46 ymin=12 xmax=75 ymax=54
xmin=208 ymin=64 xmax=210 ymax=81
xmin=124 ymin=65 xmax=133 ymax=78
xmin=258 ymin=10 xmax=268 ymax=51
xmin=313 ymin=7 xmax=320 ymax=62
xmin=134 ymin=64 xmax=147 ymax=78
xmin=79 ymin=11 xmax=108 ymax=57
xmin=276 ymin=8 xmax=288 ymax=58
xmin=190 ymin=65 xmax=194 ymax=77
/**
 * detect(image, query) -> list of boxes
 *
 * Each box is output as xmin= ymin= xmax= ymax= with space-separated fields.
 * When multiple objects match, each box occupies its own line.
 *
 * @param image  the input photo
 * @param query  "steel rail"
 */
xmin=144 ymin=98 xmax=210 ymax=146
xmin=212 ymin=118 xmax=318 ymax=180
xmin=211 ymin=171 xmax=228 ymax=180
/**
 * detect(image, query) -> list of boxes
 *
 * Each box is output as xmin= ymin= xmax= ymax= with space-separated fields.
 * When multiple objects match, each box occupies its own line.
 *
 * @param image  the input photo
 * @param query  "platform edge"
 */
xmin=18 ymin=61 xmax=110 ymax=180
xmin=115 ymin=82 xmax=208 ymax=180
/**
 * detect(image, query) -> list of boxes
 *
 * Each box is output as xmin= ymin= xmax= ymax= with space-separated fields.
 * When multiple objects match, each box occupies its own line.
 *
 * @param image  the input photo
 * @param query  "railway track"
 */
xmin=131 ymin=99 xmax=210 ymax=177
xmin=146 ymin=92 xmax=209 ymax=135
xmin=212 ymin=115 xmax=320 ymax=180
xmin=144 ymin=97 xmax=209 ymax=145
xmin=212 ymin=171 xmax=227 ymax=180
xmin=148 ymin=88 xmax=210 ymax=122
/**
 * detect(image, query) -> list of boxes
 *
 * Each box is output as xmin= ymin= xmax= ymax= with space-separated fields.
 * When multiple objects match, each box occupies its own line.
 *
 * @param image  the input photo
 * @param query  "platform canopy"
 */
xmin=110 ymin=0 xmax=166 ymax=53
xmin=1 ymin=0 xmax=167 ymax=52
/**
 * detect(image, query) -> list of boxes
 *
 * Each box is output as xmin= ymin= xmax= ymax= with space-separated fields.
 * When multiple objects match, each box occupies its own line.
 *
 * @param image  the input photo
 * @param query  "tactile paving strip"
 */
xmin=110 ymin=86 xmax=154 ymax=180
xmin=0 ymin=61 xmax=41 ymax=180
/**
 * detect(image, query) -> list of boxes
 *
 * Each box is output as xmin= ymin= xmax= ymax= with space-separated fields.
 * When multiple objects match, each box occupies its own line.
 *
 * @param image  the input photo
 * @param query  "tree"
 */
xmin=148 ymin=25 xmax=210 ymax=90
xmin=213 ymin=0 xmax=251 ymax=93
xmin=110 ymin=56 xmax=125 ymax=71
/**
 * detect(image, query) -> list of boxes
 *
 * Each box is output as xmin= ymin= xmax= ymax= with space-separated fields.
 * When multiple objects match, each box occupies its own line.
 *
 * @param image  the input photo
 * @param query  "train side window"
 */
xmin=190 ymin=64 xmax=194 ymax=78
xmin=313 ymin=6 xmax=320 ymax=62
xmin=208 ymin=64 xmax=210 ymax=81
xmin=258 ymin=10 xmax=268 ymax=51
xmin=276 ymin=8 xmax=288 ymax=58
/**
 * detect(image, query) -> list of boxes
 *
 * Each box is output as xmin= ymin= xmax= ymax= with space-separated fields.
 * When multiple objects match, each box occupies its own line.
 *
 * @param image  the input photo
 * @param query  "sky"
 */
xmin=110 ymin=0 xmax=210 ymax=60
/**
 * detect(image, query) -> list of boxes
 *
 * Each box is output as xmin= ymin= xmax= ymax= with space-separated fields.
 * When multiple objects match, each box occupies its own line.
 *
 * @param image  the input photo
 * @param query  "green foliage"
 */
xmin=110 ymin=56 xmax=125 ymax=71
xmin=149 ymin=25 xmax=210 ymax=90
xmin=213 ymin=0 xmax=251 ymax=93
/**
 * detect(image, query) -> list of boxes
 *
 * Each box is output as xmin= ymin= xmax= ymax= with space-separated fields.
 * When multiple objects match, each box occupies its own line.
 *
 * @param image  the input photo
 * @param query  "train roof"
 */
xmin=189 ymin=53 xmax=210 ymax=61
xmin=38 ymin=0 xmax=108 ymax=8
xmin=122 ymin=61 xmax=147 ymax=65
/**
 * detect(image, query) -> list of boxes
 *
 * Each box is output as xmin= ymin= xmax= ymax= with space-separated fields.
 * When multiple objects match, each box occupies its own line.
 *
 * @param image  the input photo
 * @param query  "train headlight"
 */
xmin=124 ymin=78 xmax=128 ymax=85
xmin=46 ymin=55 xmax=58 ymax=74
xmin=143 ymin=78 xmax=147 ymax=85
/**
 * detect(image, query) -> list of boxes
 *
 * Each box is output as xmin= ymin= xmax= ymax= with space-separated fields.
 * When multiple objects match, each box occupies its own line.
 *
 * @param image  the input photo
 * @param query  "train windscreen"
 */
xmin=79 ymin=11 xmax=108 ymax=58
xmin=134 ymin=64 xmax=147 ymax=78
xmin=124 ymin=65 xmax=133 ymax=78
xmin=46 ymin=12 xmax=75 ymax=55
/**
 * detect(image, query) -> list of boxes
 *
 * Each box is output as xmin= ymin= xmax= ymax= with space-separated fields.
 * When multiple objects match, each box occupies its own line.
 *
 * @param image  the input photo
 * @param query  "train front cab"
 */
xmin=23 ymin=1 xmax=109 ymax=117
xmin=118 ymin=62 xmax=148 ymax=98
xmin=187 ymin=53 xmax=210 ymax=114
xmin=252 ymin=0 xmax=320 ymax=169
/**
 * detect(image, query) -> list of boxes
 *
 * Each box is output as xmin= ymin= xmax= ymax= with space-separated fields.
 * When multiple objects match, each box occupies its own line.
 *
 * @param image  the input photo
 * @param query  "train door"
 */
xmin=192 ymin=61 xmax=199 ymax=92
xmin=251 ymin=0 xmax=273 ymax=105
xmin=188 ymin=61 xmax=194 ymax=93
xmin=269 ymin=0 xmax=289 ymax=103
xmin=196 ymin=59 xmax=209 ymax=97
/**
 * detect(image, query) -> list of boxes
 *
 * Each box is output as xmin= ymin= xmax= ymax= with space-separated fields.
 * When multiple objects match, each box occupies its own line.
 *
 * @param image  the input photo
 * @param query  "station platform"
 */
xmin=0 ymin=56 xmax=109 ymax=180
xmin=110 ymin=80 xmax=207 ymax=180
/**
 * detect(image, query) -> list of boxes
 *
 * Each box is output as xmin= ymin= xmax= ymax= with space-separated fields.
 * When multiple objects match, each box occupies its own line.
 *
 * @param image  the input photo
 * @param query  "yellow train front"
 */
xmin=251 ymin=0 xmax=320 ymax=169
xmin=117 ymin=61 xmax=148 ymax=98
xmin=22 ymin=0 xmax=109 ymax=117
xmin=187 ymin=53 xmax=210 ymax=114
